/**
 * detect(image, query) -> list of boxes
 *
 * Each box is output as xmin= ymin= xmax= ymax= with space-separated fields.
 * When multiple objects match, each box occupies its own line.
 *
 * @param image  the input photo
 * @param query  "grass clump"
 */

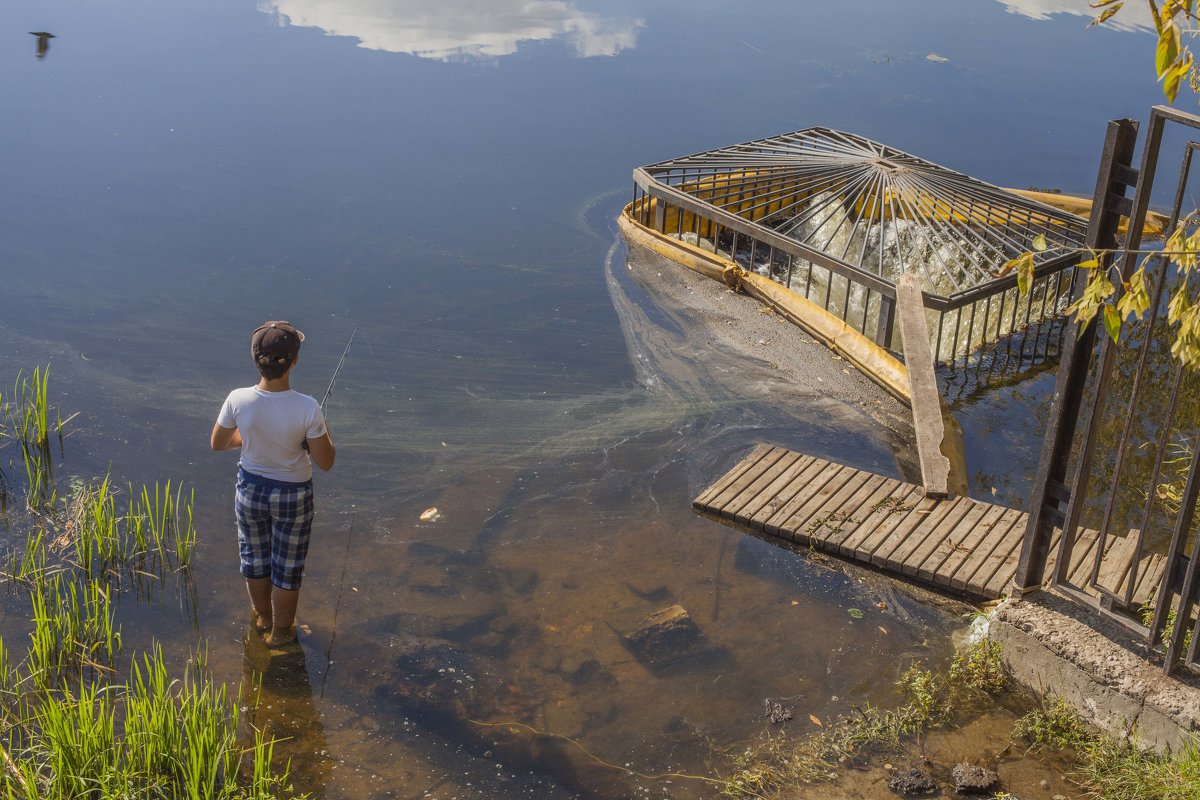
xmin=1012 ymin=696 xmax=1095 ymax=752
xmin=0 ymin=368 xmax=304 ymax=799
xmin=1077 ymin=735 xmax=1200 ymax=800
xmin=718 ymin=639 xmax=1009 ymax=796
xmin=1014 ymin=696 xmax=1200 ymax=800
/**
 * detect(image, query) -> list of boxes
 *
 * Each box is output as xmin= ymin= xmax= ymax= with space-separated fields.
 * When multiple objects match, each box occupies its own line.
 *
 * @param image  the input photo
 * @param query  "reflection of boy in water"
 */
xmin=211 ymin=321 xmax=336 ymax=646
xmin=241 ymin=629 xmax=331 ymax=794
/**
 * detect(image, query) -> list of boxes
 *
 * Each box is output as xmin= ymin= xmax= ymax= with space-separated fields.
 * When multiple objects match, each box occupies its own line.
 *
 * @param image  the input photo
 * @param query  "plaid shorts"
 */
xmin=235 ymin=467 xmax=315 ymax=591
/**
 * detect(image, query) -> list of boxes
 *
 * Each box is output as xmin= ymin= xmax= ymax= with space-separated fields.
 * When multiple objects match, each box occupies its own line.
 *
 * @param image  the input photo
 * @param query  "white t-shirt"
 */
xmin=217 ymin=387 xmax=327 ymax=483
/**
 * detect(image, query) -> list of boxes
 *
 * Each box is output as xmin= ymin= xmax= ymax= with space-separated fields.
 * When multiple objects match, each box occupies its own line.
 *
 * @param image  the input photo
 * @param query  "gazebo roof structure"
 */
xmin=636 ymin=127 xmax=1089 ymax=295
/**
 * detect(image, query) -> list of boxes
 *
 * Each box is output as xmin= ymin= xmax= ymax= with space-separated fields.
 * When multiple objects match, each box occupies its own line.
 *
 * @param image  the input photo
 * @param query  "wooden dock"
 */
xmin=693 ymin=444 xmax=1165 ymax=602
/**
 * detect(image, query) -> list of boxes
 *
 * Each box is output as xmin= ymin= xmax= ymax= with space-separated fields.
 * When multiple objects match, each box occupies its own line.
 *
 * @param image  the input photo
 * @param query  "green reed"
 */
xmin=1 ymin=638 xmax=298 ymax=800
xmin=27 ymin=573 xmax=121 ymax=691
xmin=0 ymin=366 xmax=303 ymax=800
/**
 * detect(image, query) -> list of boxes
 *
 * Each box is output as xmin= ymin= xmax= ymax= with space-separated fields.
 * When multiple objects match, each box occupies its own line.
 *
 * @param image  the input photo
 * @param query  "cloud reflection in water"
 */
xmin=995 ymin=0 xmax=1152 ymax=32
xmin=257 ymin=0 xmax=644 ymax=60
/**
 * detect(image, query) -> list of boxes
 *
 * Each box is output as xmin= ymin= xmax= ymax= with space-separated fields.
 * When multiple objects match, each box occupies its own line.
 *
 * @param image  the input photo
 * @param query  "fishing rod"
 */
xmin=319 ymin=327 xmax=359 ymax=412
xmin=302 ymin=327 xmax=357 ymax=451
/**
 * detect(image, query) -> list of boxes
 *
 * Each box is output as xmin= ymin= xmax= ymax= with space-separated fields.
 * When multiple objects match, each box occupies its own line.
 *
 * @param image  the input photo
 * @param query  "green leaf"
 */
xmin=1032 ymin=233 xmax=1048 ymax=251
xmin=1103 ymin=303 xmax=1122 ymax=342
xmin=848 ymin=608 xmax=864 ymax=619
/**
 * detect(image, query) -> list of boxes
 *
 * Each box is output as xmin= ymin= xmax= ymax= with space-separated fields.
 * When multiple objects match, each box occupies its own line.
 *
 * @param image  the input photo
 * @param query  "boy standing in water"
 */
xmin=211 ymin=321 xmax=336 ymax=647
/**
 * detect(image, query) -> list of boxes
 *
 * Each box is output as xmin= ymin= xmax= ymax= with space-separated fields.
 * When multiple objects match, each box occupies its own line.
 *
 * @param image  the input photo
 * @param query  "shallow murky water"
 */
xmin=0 ymin=0 xmax=1171 ymax=796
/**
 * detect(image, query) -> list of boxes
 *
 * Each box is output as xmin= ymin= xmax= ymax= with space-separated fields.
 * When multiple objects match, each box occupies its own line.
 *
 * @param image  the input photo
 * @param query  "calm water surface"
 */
xmin=0 ymin=1 xmax=1168 ymax=796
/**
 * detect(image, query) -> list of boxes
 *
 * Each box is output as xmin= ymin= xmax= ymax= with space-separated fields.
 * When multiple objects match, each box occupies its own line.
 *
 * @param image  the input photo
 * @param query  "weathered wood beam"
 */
xmin=896 ymin=274 xmax=950 ymax=498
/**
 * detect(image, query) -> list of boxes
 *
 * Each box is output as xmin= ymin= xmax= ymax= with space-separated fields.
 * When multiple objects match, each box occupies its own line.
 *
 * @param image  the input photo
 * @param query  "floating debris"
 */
xmin=419 ymin=507 xmax=441 ymax=522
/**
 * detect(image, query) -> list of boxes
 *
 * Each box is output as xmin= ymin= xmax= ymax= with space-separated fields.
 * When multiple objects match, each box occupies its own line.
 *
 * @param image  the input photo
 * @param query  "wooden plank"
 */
xmin=928 ymin=503 xmax=1009 ymax=588
xmin=748 ymin=456 xmax=829 ymax=531
xmin=1132 ymin=554 xmax=1166 ymax=606
xmin=968 ymin=513 xmax=1036 ymax=597
xmin=707 ymin=446 xmax=787 ymax=515
xmin=1062 ymin=527 xmax=1102 ymax=587
xmin=820 ymin=475 xmax=897 ymax=554
xmin=771 ymin=465 xmax=861 ymax=542
xmin=839 ymin=483 xmax=925 ymax=559
xmin=866 ymin=495 xmax=944 ymax=567
xmin=982 ymin=524 xmax=1047 ymax=597
xmin=720 ymin=450 xmax=806 ymax=521
xmin=798 ymin=471 xmax=878 ymax=546
xmin=890 ymin=498 xmax=975 ymax=578
xmin=736 ymin=454 xmax=817 ymax=524
xmin=915 ymin=501 xmax=1002 ymax=585
xmin=950 ymin=507 xmax=1025 ymax=591
xmin=693 ymin=443 xmax=773 ymax=508
xmin=762 ymin=463 xmax=856 ymax=540
xmin=1099 ymin=533 xmax=1141 ymax=597
xmin=873 ymin=496 xmax=964 ymax=573
xmin=896 ymin=274 xmax=950 ymax=498
xmin=897 ymin=496 xmax=979 ymax=578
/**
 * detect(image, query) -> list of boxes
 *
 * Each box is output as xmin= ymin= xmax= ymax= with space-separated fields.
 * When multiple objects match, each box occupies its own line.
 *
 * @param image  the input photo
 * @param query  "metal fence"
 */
xmin=631 ymin=128 xmax=1089 ymax=365
xmin=1017 ymin=109 xmax=1200 ymax=677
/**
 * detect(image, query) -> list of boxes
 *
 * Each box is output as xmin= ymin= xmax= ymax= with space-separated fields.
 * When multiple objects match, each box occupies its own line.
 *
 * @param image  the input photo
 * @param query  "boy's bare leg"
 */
xmin=246 ymin=577 xmax=273 ymax=630
xmin=267 ymin=588 xmax=300 ymax=645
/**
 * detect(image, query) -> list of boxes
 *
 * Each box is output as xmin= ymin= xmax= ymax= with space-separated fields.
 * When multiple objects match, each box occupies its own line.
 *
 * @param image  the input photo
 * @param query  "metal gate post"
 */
xmin=1012 ymin=119 xmax=1139 ymax=597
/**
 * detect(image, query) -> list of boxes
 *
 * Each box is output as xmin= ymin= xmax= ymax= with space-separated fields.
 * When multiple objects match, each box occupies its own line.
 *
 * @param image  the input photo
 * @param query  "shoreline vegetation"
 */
xmin=717 ymin=637 xmax=1200 ymax=800
xmin=0 ymin=368 xmax=305 ymax=799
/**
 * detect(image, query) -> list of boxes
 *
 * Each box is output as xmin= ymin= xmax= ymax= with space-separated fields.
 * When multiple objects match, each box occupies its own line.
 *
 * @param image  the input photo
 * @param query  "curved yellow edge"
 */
xmin=618 ymin=206 xmax=913 ymax=406
xmin=1006 ymin=188 xmax=1169 ymax=239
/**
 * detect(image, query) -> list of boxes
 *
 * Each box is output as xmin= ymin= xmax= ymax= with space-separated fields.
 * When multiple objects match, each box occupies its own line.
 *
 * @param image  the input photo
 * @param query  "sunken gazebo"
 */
xmin=624 ymin=128 xmax=1090 ymax=366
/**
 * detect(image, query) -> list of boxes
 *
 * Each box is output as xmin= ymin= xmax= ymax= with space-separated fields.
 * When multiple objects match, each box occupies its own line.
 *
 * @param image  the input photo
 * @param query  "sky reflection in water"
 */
xmin=0 ymin=0 xmax=1172 ymax=796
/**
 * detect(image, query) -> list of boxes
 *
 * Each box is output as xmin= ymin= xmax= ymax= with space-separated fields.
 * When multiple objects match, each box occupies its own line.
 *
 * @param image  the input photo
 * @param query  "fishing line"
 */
xmin=310 ymin=327 xmax=358 ymax=695
xmin=320 ymin=507 xmax=354 ymax=698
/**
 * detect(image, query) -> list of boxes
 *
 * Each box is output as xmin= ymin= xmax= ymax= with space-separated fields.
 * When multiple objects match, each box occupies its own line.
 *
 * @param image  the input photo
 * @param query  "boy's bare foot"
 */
xmin=264 ymin=627 xmax=298 ymax=648
xmin=251 ymin=610 xmax=272 ymax=633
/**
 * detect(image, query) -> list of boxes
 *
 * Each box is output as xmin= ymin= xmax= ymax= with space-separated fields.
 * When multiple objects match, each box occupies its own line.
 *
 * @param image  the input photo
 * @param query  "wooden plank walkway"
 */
xmin=694 ymin=444 xmax=1165 ymax=602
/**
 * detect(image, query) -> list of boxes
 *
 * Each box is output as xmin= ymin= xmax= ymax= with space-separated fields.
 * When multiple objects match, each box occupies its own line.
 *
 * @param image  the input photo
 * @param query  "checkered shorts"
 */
xmin=235 ymin=468 xmax=315 ymax=591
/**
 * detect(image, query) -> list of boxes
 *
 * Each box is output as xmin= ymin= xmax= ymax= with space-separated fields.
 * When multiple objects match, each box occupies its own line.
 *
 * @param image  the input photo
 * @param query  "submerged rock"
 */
xmin=622 ymin=604 xmax=701 ymax=663
xmin=888 ymin=765 xmax=937 ymax=795
xmin=951 ymin=762 xmax=998 ymax=794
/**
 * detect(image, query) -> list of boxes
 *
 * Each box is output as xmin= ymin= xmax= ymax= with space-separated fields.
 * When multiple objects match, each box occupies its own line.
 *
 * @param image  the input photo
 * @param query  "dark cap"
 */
xmin=251 ymin=320 xmax=305 ymax=365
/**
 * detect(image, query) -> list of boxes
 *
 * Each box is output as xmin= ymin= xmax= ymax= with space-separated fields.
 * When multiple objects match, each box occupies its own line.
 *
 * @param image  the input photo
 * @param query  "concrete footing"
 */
xmin=988 ymin=591 xmax=1200 ymax=753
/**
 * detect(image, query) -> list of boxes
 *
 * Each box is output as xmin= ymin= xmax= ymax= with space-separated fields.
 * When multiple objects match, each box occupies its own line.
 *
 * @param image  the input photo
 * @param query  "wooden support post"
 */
xmin=875 ymin=294 xmax=897 ymax=350
xmin=896 ymin=274 xmax=950 ymax=498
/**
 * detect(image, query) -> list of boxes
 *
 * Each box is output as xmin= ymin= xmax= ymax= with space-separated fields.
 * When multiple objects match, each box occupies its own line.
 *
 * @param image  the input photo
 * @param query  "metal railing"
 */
xmin=1017 ymin=110 xmax=1200 ymax=677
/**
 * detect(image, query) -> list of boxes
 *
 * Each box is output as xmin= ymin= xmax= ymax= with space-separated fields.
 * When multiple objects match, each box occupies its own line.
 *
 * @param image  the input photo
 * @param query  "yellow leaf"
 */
xmin=1077 ymin=258 xmax=1099 ymax=269
xmin=878 ymin=626 xmax=889 ymax=635
xmin=1090 ymin=3 xmax=1124 ymax=26
xmin=1103 ymin=303 xmax=1122 ymax=342
xmin=1017 ymin=252 xmax=1035 ymax=296
xmin=1032 ymin=233 xmax=1048 ymax=251
xmin=1157 ymin=23 xmax=1180 ymax=79
xmin=809 ymin=714 xmax=823 ymax=727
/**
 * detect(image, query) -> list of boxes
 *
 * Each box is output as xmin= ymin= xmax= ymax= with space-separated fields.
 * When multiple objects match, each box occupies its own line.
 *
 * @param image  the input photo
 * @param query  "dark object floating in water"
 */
xmin=888 ymin=766 xmax=937 ymax=795
xmin=29 ymin=31 xmax=56 ymax=60
xmin=951 ymin=762 xmax=999 ymax=794
xmin=762 ymin=698 xmax=793 ymax=724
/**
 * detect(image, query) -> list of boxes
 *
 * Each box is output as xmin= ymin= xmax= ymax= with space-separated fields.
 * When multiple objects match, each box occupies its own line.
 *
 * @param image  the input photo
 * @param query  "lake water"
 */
xmin=0 ymin=1 xmax=1169 ymax=797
